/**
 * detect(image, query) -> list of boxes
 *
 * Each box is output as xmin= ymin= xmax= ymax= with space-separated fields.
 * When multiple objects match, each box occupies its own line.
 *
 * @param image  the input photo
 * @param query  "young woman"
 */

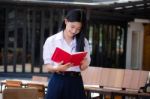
xmin=43 ymin=9 xmax=91 ymax=99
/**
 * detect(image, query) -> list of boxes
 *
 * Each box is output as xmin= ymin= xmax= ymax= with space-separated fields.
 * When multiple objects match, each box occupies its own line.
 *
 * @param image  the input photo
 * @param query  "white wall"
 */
xmin=126 ymin=22 xmax=144 ymax=69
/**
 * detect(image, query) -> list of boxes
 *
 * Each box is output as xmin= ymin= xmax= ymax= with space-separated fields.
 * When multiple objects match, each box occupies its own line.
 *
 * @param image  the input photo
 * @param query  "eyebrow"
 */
xmin=71 ymin=24 xmax=81 ymax=29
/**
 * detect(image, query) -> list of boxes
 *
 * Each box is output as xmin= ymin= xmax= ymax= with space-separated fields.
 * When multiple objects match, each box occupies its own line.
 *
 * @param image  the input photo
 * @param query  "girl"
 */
xmin=43 ymin=9 xmax=91 ymax=99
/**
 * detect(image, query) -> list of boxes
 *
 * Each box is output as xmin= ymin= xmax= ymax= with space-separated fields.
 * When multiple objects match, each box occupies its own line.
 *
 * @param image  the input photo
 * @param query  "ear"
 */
xmin=64 ymin=19 xmax=68 ymax=25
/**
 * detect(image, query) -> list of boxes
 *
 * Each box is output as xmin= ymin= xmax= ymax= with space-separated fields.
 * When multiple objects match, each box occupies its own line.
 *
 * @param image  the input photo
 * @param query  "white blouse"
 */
xmin=43 ymin=31 xmax=91 ymax=72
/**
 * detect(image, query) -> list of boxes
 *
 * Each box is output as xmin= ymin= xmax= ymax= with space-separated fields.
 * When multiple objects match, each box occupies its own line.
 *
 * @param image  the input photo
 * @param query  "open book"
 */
xmin=51 ymin=47 xmax=87 ymax=66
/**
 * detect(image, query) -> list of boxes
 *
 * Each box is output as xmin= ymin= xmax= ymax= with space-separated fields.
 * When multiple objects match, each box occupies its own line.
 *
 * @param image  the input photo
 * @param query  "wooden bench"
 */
xmin=113 ymin=69 xmax=150 ymax=99
xmin=81 ymin=67 xmax=150 ymax=99
xmin=26 ymin=83 xmax=45 ymax=99
xmin=5 ymin=80 xmax=22 ymax=88
xmin=3 ymin=88 xmax=39 ymax=99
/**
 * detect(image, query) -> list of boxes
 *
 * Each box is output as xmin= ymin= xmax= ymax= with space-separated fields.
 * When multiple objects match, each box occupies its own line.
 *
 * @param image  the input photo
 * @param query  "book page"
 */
xmin=51 ymin=47 xmax=87 ymax=66
xmin=71 ymin=52 xmax=87 ymax=66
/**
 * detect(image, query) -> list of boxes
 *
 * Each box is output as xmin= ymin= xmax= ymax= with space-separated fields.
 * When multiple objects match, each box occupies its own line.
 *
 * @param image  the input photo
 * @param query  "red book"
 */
xmin=51 ymin=47 xmax=87 ymax=66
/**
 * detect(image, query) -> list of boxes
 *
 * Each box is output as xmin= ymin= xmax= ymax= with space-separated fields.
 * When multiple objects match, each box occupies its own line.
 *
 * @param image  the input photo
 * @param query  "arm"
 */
xmin=43 ymin=38 xmax=72 ymax=73
xmin=80 ymin=58 xmax=89 ymax=71
xmin=44 ymin=62 xmax=71 ymax=73
xmin=80 ymin=38 xmax=91 ymax=71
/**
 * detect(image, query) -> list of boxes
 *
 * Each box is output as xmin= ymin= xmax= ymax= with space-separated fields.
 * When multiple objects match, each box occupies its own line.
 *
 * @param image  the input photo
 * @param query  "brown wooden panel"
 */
xmin=100 ymin=68 xmax=111 ymax=87
xmin=143 ymin=24 xmax=150 ymax=70
xmin=138 ymin=71 xmax=149 ymax=88
xmin=32 ymin=75 xmax=48 ymax=82
xmin=3 ymin=88 xmax=38 ymax=99
xmin=122 ymin=69 xmax=141 ymax=90
xmin=26 ymin=83 xmax=45 ymax=98
xmin=107 ymin=68 xmax=124 ymax=88
xmin=5 ymin=80 xmax=22 ymax=88
xmin=81 ymin=66 xmax=102 ymax=85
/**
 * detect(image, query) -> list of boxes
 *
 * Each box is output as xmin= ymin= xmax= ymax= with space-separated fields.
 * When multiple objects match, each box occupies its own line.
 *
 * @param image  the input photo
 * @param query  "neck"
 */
xmin=63 ymin=30 xmax=73 ymax=44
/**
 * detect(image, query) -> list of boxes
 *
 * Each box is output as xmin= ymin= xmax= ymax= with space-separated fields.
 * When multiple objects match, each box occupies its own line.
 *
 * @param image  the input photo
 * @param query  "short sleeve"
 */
xmin=84 ymin=38 xmax=91 ymax=65
xmin=43 ymin=38 xmax=54 ymax=65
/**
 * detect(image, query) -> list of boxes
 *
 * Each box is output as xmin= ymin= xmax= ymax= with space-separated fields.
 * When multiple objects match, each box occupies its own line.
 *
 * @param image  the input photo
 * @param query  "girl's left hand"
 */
xmin=80 ymin=58 xmax=89 ymax=71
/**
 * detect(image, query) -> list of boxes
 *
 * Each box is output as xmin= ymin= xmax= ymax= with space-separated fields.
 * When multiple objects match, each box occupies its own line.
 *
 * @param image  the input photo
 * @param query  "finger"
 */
xmin=70 ymin=63 xmax=74 ymax=66
xmin=84 ymin=58 xmax=87 ymax=61
xmin=59 ymin=61 xmax=64 ymax=65
xmin=65 ymin=62 xmax=71 ymax=66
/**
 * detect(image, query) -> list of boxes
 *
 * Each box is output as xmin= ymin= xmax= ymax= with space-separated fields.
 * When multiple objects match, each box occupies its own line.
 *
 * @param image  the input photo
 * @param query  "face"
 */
xmin=64 ymin=19 xmax=82 ymax=37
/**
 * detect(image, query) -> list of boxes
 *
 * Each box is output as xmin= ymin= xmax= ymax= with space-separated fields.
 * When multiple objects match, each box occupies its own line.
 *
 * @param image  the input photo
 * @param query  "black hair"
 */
xmin=60 ymin=9 xmax=87 ymax=52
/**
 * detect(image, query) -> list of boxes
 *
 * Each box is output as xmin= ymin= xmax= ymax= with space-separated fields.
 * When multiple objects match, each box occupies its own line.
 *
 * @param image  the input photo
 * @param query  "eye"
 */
xmin=77 ymin=28 xmax=81 ymax=31
xmin=71 ymin=26 xmax=75 ymax=29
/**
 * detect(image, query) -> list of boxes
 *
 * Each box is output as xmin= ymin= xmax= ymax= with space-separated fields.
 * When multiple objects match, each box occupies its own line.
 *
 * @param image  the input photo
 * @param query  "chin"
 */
xmin=72 ymin=33 xmax=76 ymax=36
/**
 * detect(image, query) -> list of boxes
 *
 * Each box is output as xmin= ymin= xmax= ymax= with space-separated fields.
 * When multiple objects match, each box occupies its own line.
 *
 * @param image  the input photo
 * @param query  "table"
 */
xmin=0 ymin=79 xmax=48 ymax=92
xmin=84 ymin=86 xmax=150 ymax=99
xmin=1 ymin=79 xmax=150 ymax=99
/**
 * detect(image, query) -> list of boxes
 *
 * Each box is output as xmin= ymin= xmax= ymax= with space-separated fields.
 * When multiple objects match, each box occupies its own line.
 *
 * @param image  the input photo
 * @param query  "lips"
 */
xmin=72 ymin=33 xmax=77 ymax=35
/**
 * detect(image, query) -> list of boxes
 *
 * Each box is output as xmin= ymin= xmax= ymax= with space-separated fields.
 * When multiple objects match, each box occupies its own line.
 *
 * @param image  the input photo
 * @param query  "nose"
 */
xmin=72 ymin=28 xmax=78 ymax=34
xmin=72 ymin=28 xmax=77 ymax=34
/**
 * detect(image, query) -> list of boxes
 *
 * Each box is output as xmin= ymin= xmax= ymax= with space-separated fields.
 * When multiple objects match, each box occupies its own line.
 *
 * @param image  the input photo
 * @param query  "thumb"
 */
xmin=59 ymin=61 xmax=64 ymax=65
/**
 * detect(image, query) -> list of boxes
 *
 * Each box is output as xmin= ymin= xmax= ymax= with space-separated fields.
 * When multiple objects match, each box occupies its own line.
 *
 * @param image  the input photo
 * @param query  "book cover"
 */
xmin=51 ymin=47 xmax=87 ymax=66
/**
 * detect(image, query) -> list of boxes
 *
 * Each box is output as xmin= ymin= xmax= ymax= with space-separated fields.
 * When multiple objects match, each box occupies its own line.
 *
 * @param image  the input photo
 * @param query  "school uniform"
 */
xmin=43 ymin=31 xmax=91 ymax=99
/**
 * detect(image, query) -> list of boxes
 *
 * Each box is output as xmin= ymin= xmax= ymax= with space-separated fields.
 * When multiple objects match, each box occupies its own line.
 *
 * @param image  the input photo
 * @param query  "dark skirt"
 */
xmin=46 ymin=72 xmax=86 ymax=99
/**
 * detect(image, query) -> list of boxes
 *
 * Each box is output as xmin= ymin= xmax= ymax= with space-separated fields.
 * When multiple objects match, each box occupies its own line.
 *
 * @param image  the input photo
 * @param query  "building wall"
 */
xmin=126 ymin=22 xmax=144 ymax=69
xmin=0 ymin=1 xmax=128 ymax=77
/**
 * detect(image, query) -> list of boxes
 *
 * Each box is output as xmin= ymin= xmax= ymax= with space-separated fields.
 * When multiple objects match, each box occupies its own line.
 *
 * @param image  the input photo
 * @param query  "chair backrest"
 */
xmin=5 ymin=80 xmax=22 ymax=88
xmin=3 ymin=88 xmax=38 ymax=99
xmin=81 ymin=66 xmax=102 ymax=85
xmin=100 ymin=68 xmax=124 ymax=89
xmin=32 ymin=75 xmax=48 ymax=82
xmin=26 ymin=83 xmax=45 ymax=99
xmin=138 ymin=70 xmax=149 ymax=88
xmin=122 ymin=69 xmax=149 ymax=91
xmin=82 ymin=66 xmax=150 ymax=92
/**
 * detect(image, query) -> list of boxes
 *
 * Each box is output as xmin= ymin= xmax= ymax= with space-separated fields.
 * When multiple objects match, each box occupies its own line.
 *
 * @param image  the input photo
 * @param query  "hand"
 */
xmin=44 ymin=61 xmax=72 ymax=73
xmin=80 ymin=58 xmax=89 ymax=71
xmin=56 ymin=61 xmax=72 ymax=72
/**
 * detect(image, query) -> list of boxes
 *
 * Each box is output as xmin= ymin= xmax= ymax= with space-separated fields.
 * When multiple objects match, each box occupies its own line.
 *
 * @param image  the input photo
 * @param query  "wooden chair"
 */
xmin=26 ymin=83 xmax=45 ymax=99
xmin=5 ymin=80 xmax=22 ymax=88
xmin=32 ymin=75 xmax=48 ymax=94
xmin=3 ymin=88 xmax=38 ymax=99
xmin=110 ymin=69 xmax=150 ymax=99
xmin=32 ymin=75 xmax=48 ymax=82
xmin=138 ymin=70 xmax=149 ymax=89
xmin=100 ymin=68 xmax=125 ymax=89
xmin=81 ymin=67 xmax=103 ymax=99
xmin=82 ymin=66 xmax=102 ymax=86
xmin=98 ymin=68 xmax=124 ymax=99
xmin=122 ymin=69 xmax=140 ymax=91
xmin=122 ymin=69 xmax=149 ymax=91
xmin=82 ymin=67 xmax=150 ymax=99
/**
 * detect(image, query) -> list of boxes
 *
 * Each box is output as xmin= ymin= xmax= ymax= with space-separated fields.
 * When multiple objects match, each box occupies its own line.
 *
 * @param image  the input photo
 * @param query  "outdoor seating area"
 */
xmin=81 ymin=67 xmax=150 ymax=99
xmin=3 ymin=88 xmax=39 ymax=99
xmin=0 ymin=0 xmax=150 ymax=99
xmin=0 ymin=67 xmax=150 ymax=99
xmin=0 ymin=76 xmax=48 ymax=99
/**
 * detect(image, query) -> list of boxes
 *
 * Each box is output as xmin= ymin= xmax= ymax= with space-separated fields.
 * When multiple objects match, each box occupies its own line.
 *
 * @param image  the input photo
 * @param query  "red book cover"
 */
xmin=51 ymin=47 xmax=87 ymax=66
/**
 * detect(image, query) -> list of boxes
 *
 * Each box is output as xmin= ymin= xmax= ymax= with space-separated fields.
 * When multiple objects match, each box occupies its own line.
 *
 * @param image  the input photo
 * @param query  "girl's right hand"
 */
xmin=56 ymin=61 xmax=72 ymax=72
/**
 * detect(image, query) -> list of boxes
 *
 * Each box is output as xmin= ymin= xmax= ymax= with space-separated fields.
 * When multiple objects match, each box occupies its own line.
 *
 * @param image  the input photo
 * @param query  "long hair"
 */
xmin=60 ymin=9 xmax=87 ymax=52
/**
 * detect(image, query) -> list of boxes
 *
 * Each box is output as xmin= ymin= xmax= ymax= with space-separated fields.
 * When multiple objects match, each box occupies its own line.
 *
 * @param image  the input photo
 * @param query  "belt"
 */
xmin=54 ymin=71 xmax=81 ymax=77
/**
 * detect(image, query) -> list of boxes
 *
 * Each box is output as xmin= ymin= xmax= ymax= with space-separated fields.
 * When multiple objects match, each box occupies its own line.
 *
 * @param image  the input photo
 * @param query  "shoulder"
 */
xmin=84 ymin=38 xmax=89 ymax=43
xmin=84 ymin=38 xmax=90 ymax=48
xmin=45 ymin=31 xmax=63 ymax=42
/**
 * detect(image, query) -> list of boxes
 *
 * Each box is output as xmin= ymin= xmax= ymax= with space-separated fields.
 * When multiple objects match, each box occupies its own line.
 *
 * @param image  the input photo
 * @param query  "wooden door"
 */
xmin=143 ymin=24 xmax=150 ymax=70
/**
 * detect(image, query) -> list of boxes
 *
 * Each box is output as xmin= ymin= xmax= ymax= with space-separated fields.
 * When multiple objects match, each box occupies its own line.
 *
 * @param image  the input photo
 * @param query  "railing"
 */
xmin=0 ymin=1 xmax=127 ymax=77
